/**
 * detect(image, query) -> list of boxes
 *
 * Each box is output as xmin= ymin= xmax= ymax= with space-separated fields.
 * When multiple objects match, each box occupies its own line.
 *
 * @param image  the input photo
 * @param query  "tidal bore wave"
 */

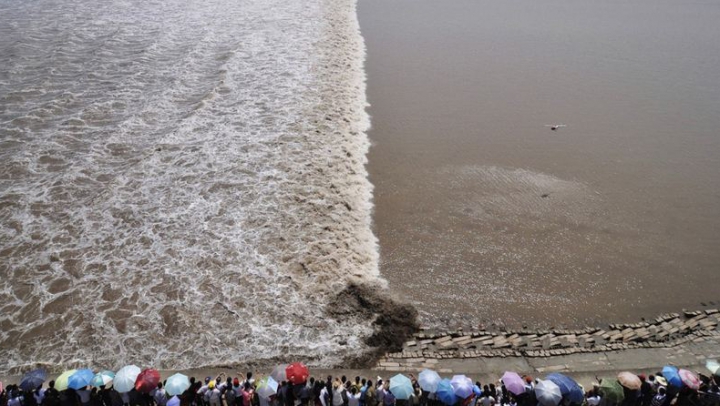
xmin=0 ymin=0 xmax=415 ymax=374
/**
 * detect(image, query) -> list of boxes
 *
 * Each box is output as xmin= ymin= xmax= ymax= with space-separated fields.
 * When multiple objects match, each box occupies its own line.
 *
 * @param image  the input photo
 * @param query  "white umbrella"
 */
xmin=165 ymin=374 xmax=191 ymax=396
xmin=270 ymin=365 xmax=288 ymax=383
xmin=257 ymin=376 xmax=279 ymax=399
xmin=706 ymin=360 xmax=720 ymax=375
xmin=418 ymin=369 xmax=442 ymax=393
xmin=535 ymin=379 xmax=562 ymax=406
xmin=114 ymin=365 xmax=141 ymax=393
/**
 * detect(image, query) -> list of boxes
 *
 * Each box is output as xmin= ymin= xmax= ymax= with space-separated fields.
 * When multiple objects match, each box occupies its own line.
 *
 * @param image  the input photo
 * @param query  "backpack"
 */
xmin=359 ymin=390 xmax=367 ymax=405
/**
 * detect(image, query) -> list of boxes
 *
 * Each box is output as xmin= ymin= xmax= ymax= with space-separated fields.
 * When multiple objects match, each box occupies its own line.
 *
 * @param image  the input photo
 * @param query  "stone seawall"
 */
xmin=375 ymin=310 xmax=720 ymax=372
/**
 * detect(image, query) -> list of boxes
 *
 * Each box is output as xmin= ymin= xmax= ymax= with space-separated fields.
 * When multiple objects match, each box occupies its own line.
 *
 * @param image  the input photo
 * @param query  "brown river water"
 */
xmin=359 ymin=0 xmax=720 ymax=329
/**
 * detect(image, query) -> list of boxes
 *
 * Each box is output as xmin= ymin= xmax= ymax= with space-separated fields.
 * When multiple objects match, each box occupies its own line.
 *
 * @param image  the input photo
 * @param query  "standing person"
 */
xmin=154 ymin=384 xmax=167 ymax=406
xmin=241 ymin=383 xmax=254 ymax=406
xmin=43 ymin=383 xmax=61 ymax=406
xmin=319 ymin=384 xmax=329 ymax=406
xmin=77 ymin=388 xmax=91 ymax=406
xmin=225 ymin=384 xmax=236 ymax=406
xmin=207 ymin=382 xmax=221 ymax=406
xmin=650 ymin=388 xmax=666 ymax=406
xmin=347 ymin=389 xmax=360 ymax=406
xmin=330 ymin=383 xmax=343 ymax=406
xmin=381 ymin=384 xmax=394 ymax=406
xmin=638 ymin=376 xmax=653 ymax=406
xmin=89 ymin=389 xmax=103 ymax=406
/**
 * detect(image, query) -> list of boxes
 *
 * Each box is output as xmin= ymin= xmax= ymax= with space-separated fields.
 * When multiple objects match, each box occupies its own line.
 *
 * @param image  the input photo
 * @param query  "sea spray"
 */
xmin=0 ymin=0 xmax=414 ymax=374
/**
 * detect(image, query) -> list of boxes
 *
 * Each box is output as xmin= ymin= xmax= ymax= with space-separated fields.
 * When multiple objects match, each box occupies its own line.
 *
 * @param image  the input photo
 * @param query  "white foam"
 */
xmin=0 ymin=0 xmax=383 ymax=373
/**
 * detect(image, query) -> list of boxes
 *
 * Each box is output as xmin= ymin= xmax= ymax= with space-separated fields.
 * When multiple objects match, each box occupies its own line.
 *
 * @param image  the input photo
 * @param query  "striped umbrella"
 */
xmin=678 ymin=369 xmax=700 ymax=390
xmin=91 ymin=371 xmax=115 ymax=387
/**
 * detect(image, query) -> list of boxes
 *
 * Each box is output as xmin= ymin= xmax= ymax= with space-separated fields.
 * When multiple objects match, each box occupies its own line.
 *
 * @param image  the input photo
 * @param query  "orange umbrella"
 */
xmin=617 ymin=372 xmax=641 ymax=390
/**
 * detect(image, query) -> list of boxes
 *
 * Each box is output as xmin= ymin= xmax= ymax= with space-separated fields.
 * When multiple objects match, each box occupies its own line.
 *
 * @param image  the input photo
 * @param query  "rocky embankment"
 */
xmin=375 ymin=310 xmax=720 ymax=371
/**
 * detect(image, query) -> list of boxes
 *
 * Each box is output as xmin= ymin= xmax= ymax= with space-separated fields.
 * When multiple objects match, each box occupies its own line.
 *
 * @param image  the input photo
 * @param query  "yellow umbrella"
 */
xmin=55 ymin=370 xmax=78 ymax=391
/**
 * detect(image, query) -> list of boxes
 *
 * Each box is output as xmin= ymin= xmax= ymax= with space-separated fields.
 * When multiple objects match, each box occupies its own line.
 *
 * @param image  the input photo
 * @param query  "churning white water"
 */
xmin=0 ymin=0 xmax=383 ymax=373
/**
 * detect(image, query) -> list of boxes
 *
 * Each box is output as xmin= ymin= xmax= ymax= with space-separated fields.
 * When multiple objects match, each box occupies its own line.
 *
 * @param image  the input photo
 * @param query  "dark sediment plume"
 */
xmin=327 ymin=283 xmax=420 ymax=368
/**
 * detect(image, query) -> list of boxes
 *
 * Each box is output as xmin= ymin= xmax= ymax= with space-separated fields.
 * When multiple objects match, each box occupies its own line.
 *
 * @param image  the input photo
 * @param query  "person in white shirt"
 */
xmin=320 ymin=384 xmax=330 ymax=406
xmin=34 ymin=386 xmax=46 ymax=405
xmin=154 ymin=383 xmax=168 ymax=406
xmin=208 ymin=381 xmax=222 ymax=406
xmin=348 ymin=387 xmax=361 ymax=406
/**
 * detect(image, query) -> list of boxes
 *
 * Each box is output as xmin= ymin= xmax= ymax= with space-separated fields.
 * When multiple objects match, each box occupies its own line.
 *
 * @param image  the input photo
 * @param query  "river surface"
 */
xmin=360 ymin=0 xmax=720 ymax=329
xmin=0 ymin=0 xmax=380 ymax=373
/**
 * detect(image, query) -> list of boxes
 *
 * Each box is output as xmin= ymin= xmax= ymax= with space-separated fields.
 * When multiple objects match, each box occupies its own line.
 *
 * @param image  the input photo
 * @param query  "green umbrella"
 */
xmin=599 ymin=379 xmax=625 ymax=404
xmin=55 ymin=370 xmax=78 ymax=392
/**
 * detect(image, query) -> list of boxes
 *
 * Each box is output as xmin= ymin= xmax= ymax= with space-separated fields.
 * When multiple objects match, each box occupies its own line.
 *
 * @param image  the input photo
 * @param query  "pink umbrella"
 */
xmin=501 ymin=372 xmax=527 ymax=396
xmin=678 ymin=369 xmax=700 ymax=390
xmin=1 ymin=380 xmax=4 ymax=392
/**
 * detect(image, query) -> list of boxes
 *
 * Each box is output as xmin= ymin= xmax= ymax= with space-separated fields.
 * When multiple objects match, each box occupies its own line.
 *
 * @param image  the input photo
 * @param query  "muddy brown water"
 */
xmin=359 ymin=0 xmax=720 ymax=329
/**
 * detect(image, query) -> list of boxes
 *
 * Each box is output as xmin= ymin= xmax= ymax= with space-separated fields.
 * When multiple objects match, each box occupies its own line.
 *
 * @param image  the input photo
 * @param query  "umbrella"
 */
xmin=546 ymin=373 xmax=584 ymax=404
xmin=0 ymin=381 xmax=3 ymax=393
xmin=598 ymin=379 xmax=625 ymax=404
xmin=450 ymin=375 xmax=474 ymax=399
xmin=436 ymin=379 xmax=458 ymax=405
xmin=390 ymin=374 xmax=414 ymax=400
xmin=678 ymin=369 xmax=700 ymax=390
xmin=114 ymin=365 xmax=141 ymax=393
xmin=135 ymin=369 xmax=161 ymax=393
xmin=617 ymin=372 xmax=641 ymax=391
xmin=167 ymin=396 xmax=180 ymax=406
xmin=534 ymin=379 xmax=562 ymax=406
xmin=662 ymin=366 xmax=682 ymax=388
xmin=68 ymin=369 xmax=94 ymax=390
xmin=257 ymin=376 xmax=279 ymax=399
xmin=270 ymin=365 xmax=288 ymax=383
xmin=20 ymin=369 xmax=48 ymax=391
xmin=706 ymin=360 xmax=720 ymax=375
xmin=285 ymin=363 xmax=309 ymax=385
xmin=55 ymin=370 xmax=79 ymax=392
xmin=501 ymin=372 xmax=526 ymax=396
xmin=91 ymin=371 xmax=115 ymax=388
xmin=419 ymin=369 xmax=442 ymax=393
xmin=165 ymin=373 xmax=190 ymax=396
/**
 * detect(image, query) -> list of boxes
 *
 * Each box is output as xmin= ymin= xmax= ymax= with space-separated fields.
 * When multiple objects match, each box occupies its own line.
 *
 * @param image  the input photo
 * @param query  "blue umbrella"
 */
xmin=450 ymin=375 xmax=474 ymax=399
xmin=662 ymin=366 xmax=682 ymax=388
xmin=419 ymin=369 xmax=442 ymax=393
xmin=389 ymin=374 xmax=414 ymax=400
xmin=546 ymin=373 xmax=584 ymax=404
xmin=20 ymin=369 xmax=48 ymax=391
xmin=68 ymin=369 xmax=95 ymax=390
xmin=436 ymin=379 xmax=459 ymax=405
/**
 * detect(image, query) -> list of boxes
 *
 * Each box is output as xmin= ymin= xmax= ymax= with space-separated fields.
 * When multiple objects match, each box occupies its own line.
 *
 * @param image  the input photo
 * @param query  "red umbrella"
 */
xmin=135 ymin=369 xmax=161 ymax=393
xmin=285 ymin=362 xmax=309 ymax=385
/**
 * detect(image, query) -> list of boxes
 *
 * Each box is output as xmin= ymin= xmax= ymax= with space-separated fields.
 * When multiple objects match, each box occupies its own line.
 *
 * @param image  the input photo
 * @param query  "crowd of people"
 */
xmin=2 ymin=368 xmax=720 ymax=406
